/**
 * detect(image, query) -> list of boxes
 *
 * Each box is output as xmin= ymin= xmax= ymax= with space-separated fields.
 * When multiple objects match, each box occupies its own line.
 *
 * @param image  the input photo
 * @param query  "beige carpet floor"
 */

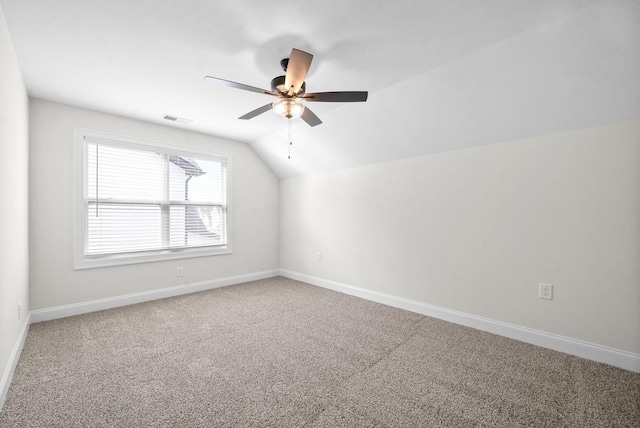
xmin=1 ymin=276 xmax=638 ymax=427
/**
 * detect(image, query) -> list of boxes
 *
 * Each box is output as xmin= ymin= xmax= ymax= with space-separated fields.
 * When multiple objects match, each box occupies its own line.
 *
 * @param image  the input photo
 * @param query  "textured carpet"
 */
xmin=1 ymin=276 xmax=638 ymax=427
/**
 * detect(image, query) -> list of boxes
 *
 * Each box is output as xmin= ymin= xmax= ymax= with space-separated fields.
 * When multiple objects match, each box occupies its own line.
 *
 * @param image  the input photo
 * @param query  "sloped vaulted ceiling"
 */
xmin=2 ymin=0 xmax=639 ymax=178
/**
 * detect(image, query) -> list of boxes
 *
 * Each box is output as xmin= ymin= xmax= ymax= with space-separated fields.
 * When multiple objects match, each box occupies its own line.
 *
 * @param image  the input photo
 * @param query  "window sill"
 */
xmin=73 ymin=245 xmax=233 ymax=270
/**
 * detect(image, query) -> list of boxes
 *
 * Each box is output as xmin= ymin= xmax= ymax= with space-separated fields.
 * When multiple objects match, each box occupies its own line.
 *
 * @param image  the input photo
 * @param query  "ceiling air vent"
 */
xmin=163 ymin=114 xmax=193 ymax=125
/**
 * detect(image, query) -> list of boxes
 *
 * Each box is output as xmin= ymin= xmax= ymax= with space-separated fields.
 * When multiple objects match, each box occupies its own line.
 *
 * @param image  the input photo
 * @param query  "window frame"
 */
xmin=73 ymin=128 xmax=233 ymax=270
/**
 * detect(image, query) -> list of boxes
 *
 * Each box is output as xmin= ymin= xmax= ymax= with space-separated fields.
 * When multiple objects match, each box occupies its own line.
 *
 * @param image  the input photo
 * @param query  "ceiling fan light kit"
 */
xmin=204 ymin=48 xmax=368 ymax=127
xmin=273 ymin=98 xmax=305 ymax=119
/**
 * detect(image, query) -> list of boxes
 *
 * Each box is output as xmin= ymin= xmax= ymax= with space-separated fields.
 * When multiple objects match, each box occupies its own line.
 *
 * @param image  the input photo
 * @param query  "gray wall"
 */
xmin=280 ymin=119 xmax=640 ymax=355
xmin=29 ymin=100 xmax=280 ymax=310
xmin=0 ymin=4 xmax=29 ymax=397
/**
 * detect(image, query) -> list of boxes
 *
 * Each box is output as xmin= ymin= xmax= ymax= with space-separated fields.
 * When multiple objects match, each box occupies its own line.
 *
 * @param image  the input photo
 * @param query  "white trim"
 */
xmin=30 ymin=270 xmax=279 ymax=323
xmin=0 ymin=313 xmax=31 ymax=412
xmin=72 ymin=127 xmax=233 ymax=270
xmin=75 ymin=128 xmax=231 ymax=161
xmin=279 ymin=269 xmax=640 ymax=373
xmin=75 ymin=246 xmax=233 ymax=270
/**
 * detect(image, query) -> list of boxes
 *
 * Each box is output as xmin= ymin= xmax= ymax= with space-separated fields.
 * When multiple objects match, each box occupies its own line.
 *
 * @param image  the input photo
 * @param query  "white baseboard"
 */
xmin=0 ymin=313 xmax=31 ymax=412
xmin=279 ymin=269 xmax=640 ymax=373
xmin=30 ymin=270 xmax=279 ymax=323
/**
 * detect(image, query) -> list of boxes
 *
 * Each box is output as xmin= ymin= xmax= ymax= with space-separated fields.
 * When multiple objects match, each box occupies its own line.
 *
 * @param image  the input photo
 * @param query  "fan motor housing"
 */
xmin=271 ymin=75 xmax=305 ymax=96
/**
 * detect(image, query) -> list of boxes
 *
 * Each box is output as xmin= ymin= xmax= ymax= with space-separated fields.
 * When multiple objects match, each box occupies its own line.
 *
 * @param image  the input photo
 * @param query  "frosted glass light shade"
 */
xmin=272 ymin=99 xmax=305 ymax=119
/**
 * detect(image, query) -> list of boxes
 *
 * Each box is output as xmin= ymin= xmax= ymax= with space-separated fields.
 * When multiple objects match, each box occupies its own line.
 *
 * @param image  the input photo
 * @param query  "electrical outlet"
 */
xmin=176 ymin=267 xmax=183 ymax=277
xmin=315 ymin=252 xmax=321 ymax=261
xmin=539 ymin=283 xmax=553 ymax=300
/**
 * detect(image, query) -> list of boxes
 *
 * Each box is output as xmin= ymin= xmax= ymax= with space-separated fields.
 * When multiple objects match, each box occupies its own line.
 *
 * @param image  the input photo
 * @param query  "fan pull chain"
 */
xmin=287 ymin=118 xmax=293 ymax=159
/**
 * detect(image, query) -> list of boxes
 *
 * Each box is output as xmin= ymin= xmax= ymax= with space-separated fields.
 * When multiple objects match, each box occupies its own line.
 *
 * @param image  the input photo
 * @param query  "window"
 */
xmin=74 ymin=128 xmax=232 ymax=269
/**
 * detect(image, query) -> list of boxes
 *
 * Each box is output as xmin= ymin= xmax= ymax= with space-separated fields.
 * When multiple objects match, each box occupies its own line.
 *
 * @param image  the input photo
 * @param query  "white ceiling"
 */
xmin=2 ymin=0 xmax=639 ymax=178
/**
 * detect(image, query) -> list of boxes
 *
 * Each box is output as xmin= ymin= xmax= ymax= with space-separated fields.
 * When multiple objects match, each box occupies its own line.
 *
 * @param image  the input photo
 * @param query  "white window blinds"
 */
xmin=74 ymin=129 xmax=231 ymax=269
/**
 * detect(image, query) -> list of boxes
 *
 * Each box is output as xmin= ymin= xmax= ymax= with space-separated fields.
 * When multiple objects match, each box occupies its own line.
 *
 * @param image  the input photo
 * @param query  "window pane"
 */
xmin=169 ymin=205 xmax=225 ymax=248
xmin=168 ymin=157 xmax=225 ymax=204
xmin=169 ymin=160 xmax=188 ymax=201
xmin=76 ymin=129 xmax=232 ymax=268
xmin=187 ymin=160 xmax=225 ymax=204
xmin=87 ymin=203 xmax=162 ymax=255
xmin=87 ymin=144 xmax=164 ymax=201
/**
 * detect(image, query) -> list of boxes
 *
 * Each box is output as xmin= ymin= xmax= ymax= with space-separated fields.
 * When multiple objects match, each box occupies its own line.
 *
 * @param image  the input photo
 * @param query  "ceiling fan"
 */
xmin=204 ymin=48 xmax=368 ymax=127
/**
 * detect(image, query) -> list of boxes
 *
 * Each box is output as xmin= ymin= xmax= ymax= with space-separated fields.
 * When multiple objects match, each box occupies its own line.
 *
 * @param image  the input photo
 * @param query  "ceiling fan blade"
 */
xmin=239 ymin=103 xmax=274 ymax=120
xmin=284 ymin=49 xmax=313 ymax=96
xmin=301 ymin=91 xmax=368 ymax=102
xmin=204 ymin=76 xmax=278 ymax=97
xmin=300 ymin=106 xmax=322 ymax=127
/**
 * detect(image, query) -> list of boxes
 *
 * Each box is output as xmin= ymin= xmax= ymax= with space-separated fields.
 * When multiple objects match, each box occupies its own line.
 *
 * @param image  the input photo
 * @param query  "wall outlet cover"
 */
xmin=539 ymin=283 xmax=553 ymax=300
